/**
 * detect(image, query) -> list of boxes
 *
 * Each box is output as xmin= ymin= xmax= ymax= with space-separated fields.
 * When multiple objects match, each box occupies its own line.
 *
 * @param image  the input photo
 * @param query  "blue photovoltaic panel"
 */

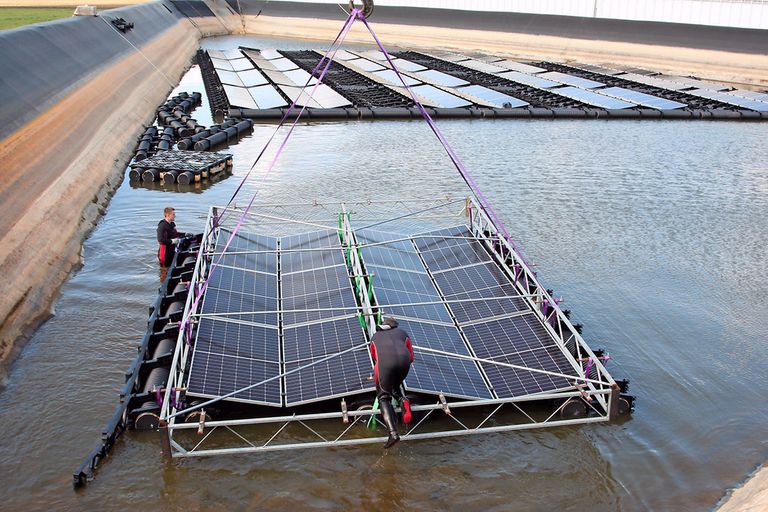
xmin=415 ymin=69 xmax=469 ymax=87
xmin=281 ymin=266 xmax=350 ymax=297
xmin=553 ymin=86 xmax=636 ymax=109
xmin=495 ymin=60 xmax=547 ymax=74
xmin=410 ymin=84 xmax=472 ymax=108
xmin=281 ymin=230 xmax=345 ymax=273
xmin=348 ymin=58 xmax=386 ymax=72
xmin=687 ymin=89 xmax=768 ymax=112
xmin=373 ymin=69 xmax=421 ymax=87
xmin=498 ymin=71 xmax=560 ymax=89
xmin=373 ymin=287 xmax=452 ymax=323
xmin=446 ymin=285 xmax=528 ymax=324
xmin=248 ymin=85 xmax=288 ymax=109
xmin=458 ymin=85 xmax=529 ymax=108
xmin=202 ymin=284 xmax=278 ymax=326
xmin=216 ymin=228 xmax=277 ymax=273
xmin=283 ymin=315 xmax=373 ymax=405
xmin=397 ymin=319 xmax=492 ymax=399
xmin=600 ymin=86 xmax=687 ymax=110
xmin=461 ymin=316 xmax=576 ymax=397
xmin=283 ymin=287 xmax=358 ymax=325
xmin=432 ymin=262 xmax=511 ymax=297
xmin=414 ymin=226 xmax=492 ymax=271
xmin=187 ymin=318 xmax=281 ymax=404
xmin=391 ymin=59 xmax=427 ymax=72
xmin=539 ymin=71 xmax=604 ymax=89
xmin=367 ymin=265 xmax=436 ymax=297
xmin=188 ymin=351 xmax=281 ymax=404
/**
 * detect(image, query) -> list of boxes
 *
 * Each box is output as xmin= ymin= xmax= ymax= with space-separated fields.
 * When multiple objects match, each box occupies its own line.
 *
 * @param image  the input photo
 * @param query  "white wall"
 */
xmin=292 ymin=0 xmax=768 ymax=29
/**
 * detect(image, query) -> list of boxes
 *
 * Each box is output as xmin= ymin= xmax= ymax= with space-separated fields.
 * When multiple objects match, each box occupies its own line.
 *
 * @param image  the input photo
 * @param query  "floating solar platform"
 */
xmin=203 ymin=47 xmax=767 ymax=121
xmin=128 ymin=150 xmax=232 ymax=185
xmin=158 ymin=198 xmax=632 ymax=458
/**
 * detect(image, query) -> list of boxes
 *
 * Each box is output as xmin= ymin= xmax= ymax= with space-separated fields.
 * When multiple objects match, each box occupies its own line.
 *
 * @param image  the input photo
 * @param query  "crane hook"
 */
xmin=349 ymin=0 xmax=374 ymax=19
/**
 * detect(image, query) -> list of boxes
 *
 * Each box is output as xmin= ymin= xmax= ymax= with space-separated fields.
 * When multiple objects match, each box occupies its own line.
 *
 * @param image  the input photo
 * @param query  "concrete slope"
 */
xmin=0 ymin=1 xmax=227 ymax=367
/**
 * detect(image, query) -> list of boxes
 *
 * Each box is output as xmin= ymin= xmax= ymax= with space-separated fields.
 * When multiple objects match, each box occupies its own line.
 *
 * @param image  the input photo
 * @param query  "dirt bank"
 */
xmin=0 ymin=19 xmax=204 ymax=371
xmin=246 ymin=15 xmax=768 ymax=88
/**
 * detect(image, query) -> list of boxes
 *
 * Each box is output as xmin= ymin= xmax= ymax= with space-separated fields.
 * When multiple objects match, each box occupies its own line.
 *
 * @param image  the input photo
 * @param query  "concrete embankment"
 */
xmin=0 ymin=1 xmax=230 ymax=369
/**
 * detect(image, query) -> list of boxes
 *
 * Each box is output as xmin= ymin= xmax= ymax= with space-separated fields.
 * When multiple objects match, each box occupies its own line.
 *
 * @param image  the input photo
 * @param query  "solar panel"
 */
xmin=446 ymin=285 xmax=529 ymax=324
xmin=276 ymin=85 xmax=323 ymax=108
xmin=498 ymin=71 xmax=560 ymax=89
xmin=411 ymin=84 xmax=472 ymax=108
xmin=456 ymin=59 xmax=508 ymax=74
xmin=216 ymin=69 xmax=243 ymax=86
xmin=330 ymin=49 xmax=358 ymax=61
xmin=223 ymin=84 xmax=258 ymax=109
xmin=259 ymin=49 xmax=282 ymax=60
xmin=222 ymin=49 xmax=244 ymax=60
xmin=348 ymin=58 xmax=386 ymax=72
xmin=687 ymin=89 xmax=768 ymax=112
xmin=302 ymin=85 xmax=352 ymax=109
xmin=211 ymin=57 xmax=234 ymax=71
xmin=281 ymin=266 xmax=351 ymax=298
xmin=216 ymin=229 xmax=277 ymax=273
xmin=575 ymin=64 xmax=624 ymax=76
xmin=271 ymin=58 xmax=299 ymax=71
xmin=238 ymin=69 xmax=268 ymax=87
xmin=262 ymin=69 xmax=294 ymax=86
xmin=202 ymin=286 xmax=278 ymax=326
xmin=207 ymin=49 xmax=226 ymax=59
xmin=600 ymin=86 xmax=687 ymax=110
xmin=457 ymin=85 xmax=528 ymax=108
xmin=665 ymin=76 xmax=730 ymax=91
xmin=230 ymin=58 xmax=254 ymax=72
xmin=432 ymin=262 xmax=513 ymax=297
xmin=495 ymin=60 xmax=547 ymax=74
xmin=281 ymin=244 xmax=345 ymax=274
xmin=619 ymin=72 xmax=693 ymax=91
xmin=415 ymin=69 xmax=469 ymax=87
xmin=553 ymin=86 xmax=636 ymax=109
xmin=539 ymin=71 xmax=604 ymax=89
xmin=461 ymin=316 xmax=577 ymax=397
xmin=397 ymin=319 xmax=493 ymax=399
xmin=730 ymin=89 xmax=768 ymax=102
xmin=187 ymin=318 xmax=282 ymax=404
xmin=434 ymin=52 xmax=471 ymax=63
xmin=282 ymin=68 xmax=318 ymax=87
xmin=414 ymin=226 xmax=493 ymax=271
xmin=391 ymin=59 xmax=427 ymax=72
xmin=372 ymin=69 xmax=421 ymax=87
xmin=248 ymin=85 xmax=288 ymax=109
xmin=283 ymin=315 xmax=373 ymax=405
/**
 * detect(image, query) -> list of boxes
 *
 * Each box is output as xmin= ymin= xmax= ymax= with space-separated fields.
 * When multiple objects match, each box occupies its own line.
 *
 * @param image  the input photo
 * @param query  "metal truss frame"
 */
xmin=159 ymin=198 xmax=619 ymax=459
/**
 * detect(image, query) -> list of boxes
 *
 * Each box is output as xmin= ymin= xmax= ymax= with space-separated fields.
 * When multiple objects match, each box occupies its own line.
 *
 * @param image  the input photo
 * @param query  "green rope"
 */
xmin=366 ymin=398 xmax=379 ymax=430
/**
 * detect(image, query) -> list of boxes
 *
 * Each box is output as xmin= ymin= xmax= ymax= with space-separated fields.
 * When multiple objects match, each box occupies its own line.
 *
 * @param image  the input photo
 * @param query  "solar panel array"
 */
xmin=187 ymin=228 xmax=373 ymax=407
xmin=188 ymin=229 xmax=282 ymax=404
xmin=187 ymin=223 xmax=584 ymax=407
xmin=281 ymin=230 xmax=372 ymax=405
xmin=414 ymin=226 xmax=579 ymax=398
xmin=357 ymin=229 xmax=492 ymax=399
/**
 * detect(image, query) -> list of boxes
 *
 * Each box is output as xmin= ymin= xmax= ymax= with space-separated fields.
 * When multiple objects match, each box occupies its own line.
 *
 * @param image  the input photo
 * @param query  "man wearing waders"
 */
xmin=157 ymin=207 xmax=184 ymax=267
xmin=370 ymin=317 xmax=414 ymax=449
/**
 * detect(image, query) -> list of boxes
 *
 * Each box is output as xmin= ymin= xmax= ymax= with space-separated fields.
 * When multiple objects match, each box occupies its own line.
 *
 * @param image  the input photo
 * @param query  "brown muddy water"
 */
xmin=0 ymin=35 xmax=767 ymax=511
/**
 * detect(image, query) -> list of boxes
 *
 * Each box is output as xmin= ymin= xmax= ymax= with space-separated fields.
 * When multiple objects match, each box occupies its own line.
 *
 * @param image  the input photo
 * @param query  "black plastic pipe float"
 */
xmin=73 ymin=236 xmax=201 ymax=488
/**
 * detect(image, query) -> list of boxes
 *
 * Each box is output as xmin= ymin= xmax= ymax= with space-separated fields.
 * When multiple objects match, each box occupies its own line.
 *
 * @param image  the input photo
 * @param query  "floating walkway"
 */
xmin=152 ymin=198 xmax=631 ymax=459
xmin=203 ymin=47 xmax=767 ymax=120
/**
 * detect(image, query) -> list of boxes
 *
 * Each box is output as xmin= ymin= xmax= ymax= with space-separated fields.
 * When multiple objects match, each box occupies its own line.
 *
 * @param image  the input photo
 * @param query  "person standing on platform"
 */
xmin=157 ymin=206 xmax=184 ymax=267
xmin=370 ymin=317 xmax=414 ymax=449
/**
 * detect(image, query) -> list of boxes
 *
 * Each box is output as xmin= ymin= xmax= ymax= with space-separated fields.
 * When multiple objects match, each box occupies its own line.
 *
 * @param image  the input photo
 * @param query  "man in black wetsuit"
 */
xmin=370 ymin=317 xmax=414 ymax=449
xmin=157 ymin=207 xmax=183 ymax=267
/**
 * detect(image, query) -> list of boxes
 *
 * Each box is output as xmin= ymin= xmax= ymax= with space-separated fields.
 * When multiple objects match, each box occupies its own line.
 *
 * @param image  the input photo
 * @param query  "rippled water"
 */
xmin=1 ymin=35 xmax=767 ymax=511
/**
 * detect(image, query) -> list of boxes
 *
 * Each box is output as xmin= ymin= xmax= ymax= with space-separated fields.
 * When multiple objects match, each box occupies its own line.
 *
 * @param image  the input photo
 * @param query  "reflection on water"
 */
xmin=1 ymin=35 xmax=768 ymax=511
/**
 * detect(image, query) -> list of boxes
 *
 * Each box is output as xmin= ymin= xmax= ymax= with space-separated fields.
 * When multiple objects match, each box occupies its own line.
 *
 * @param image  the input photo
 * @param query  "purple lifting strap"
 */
xmin=216 ymin=10 xmax=359 ymax=226
xmin=360 ymin=16 xmax=531 ymax=268
xmin=178 ymin=10 xmax=361 ymax=338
